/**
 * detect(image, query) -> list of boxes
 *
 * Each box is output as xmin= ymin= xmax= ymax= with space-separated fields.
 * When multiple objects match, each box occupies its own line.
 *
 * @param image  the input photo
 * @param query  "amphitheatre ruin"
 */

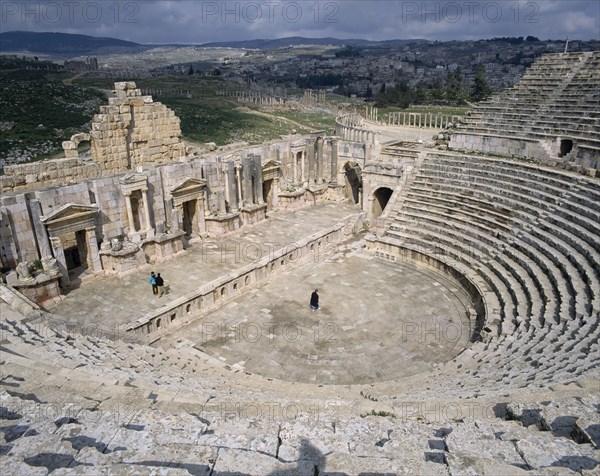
xmin=0 ymin=51 xmax=599 ymax=474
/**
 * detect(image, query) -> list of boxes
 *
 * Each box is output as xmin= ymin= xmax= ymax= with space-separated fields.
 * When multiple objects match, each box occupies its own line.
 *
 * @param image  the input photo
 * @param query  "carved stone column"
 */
xmin=197 ymin=197 xmax=207 ymax=233
xmin=316 ymin=137 xmax=323 ymax=183
xmin=227 ymin=161 xmax=238 ymax=212
xmin=50 ymin=236 xmax=69 ymax=287
xmin=301 ymin=151 xmax=306 ymax=185
xmin=124 ymin=192 xmax=135 ymax=233
xmin=141 ymin=187 xmax=152 ymax=232
xmin=330 ymin=138 xmax=338 ymax=186
xmin=235 ymin=164 xmax=243 ymax=209
xmin=85 ymin=227 xmax=103 ymax=273
xmin=29 ymin=199 xmax=52 ymax=259
xmin=293 ymin=153 xmax=298 ymax=185
xmin=255 ymin=157 xmax=264 ymax=205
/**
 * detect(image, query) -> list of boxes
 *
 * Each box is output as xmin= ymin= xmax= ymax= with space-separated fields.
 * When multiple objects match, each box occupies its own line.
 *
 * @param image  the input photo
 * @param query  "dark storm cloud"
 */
xmin=1 ymin=0 xmax=598 ymax=43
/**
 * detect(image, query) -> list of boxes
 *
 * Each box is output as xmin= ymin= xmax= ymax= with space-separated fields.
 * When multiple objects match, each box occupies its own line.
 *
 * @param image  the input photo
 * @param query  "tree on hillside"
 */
xmin=374 ymin=80 xmax=413 ymax=108
xmin=446 ymin=67 xmax=465 ymax=104
xmin=471 ymin=65 xmax=492 ymax=102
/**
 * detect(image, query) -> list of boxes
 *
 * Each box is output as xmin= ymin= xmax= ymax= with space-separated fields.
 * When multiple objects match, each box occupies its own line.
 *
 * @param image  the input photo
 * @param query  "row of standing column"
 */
xmin=337 ymin=125 xmax=379 ymax=144
xmin=388 ymin=112 xmax=458 ymax=128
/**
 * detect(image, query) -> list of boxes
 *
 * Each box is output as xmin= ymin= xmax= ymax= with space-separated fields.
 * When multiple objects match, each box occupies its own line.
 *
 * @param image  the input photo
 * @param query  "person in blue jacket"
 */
xmin=149 ymin=271 xmax=158 ymax=295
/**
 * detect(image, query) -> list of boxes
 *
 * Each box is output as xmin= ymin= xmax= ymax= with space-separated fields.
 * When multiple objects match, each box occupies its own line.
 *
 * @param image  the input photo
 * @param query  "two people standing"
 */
xmin=149 ymin=271 xmax=165 ymax=297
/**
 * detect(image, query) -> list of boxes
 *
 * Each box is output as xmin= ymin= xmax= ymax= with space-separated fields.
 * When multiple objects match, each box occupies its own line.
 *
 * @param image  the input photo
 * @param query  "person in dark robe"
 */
xmin=310 ymin=289 xmax=319 ymax=311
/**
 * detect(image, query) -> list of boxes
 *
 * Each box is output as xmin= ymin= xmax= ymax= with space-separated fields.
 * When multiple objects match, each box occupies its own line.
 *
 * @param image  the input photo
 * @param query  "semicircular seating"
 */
xmin=383 ymin=151 xmax=600 ymax=397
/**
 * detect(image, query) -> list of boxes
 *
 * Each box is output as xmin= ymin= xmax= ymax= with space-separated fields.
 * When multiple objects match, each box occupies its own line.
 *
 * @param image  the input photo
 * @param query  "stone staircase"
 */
xmin=522 ymin=52 xmax=592 ymax=137
xmin=450 ymin=51 xmax=600 ymax=173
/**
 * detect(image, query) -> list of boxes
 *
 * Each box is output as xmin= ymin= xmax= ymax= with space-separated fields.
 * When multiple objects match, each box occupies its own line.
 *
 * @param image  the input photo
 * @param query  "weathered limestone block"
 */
xmin=16 ymin=262 xmax=34 ymax=282
xmin=41 ymin=256 xmax=60 ymax=276
xmin=62 ymin=140 xmax=77 ymax=150
xmin=71 ymin=132 xmax=90 ymax=143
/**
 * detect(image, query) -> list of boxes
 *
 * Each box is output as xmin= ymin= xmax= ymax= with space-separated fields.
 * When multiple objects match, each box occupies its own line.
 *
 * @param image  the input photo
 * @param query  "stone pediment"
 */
xmin=262 ymin=160 xmax=281 ymax=181
xmin=171 ymin=178 xmax=206 ymax=194
xmin=262 ymin=160 xmax=281 ymax=169
xmin=120 ymin=173 xmax=148 ymax=195
xmin=170 ymin=178 xmax=207 ymax=206
xmin=291 ymin=139 xmax=307 ymax=149
xmin=41 ymin=203 xmax=98 ymax=237
xmin=121 ymin=173 xmax=148 ymax=185
xmin=41 ymin=203 xmax=98 ymax=224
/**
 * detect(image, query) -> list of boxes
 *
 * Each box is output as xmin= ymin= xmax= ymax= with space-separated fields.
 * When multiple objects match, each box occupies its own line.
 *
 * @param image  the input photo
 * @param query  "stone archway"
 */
xmin=559 ymin=139 xmax=574 ymax=158
xmin=343 ymin=162 xmax=362 ymax=204
xmin=372 ymin=187 xmax=393 ymax=219
xmin=62 ymin=132 xmax=91 ymax=158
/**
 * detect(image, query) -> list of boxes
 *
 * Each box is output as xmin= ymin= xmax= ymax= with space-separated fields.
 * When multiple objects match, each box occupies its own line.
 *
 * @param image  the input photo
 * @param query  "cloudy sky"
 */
xmin=1 ymin=0 xmax=598 ymax=44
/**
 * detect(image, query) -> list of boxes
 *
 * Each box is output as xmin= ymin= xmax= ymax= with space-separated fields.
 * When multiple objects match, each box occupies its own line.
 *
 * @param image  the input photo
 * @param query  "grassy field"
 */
xmin=2 ymin=65 xmax=469 ymax=167
xmin=72 ymin=75 xmax=337 ymax=145
xmin=0 ymin=62 xmax=106 ymax=165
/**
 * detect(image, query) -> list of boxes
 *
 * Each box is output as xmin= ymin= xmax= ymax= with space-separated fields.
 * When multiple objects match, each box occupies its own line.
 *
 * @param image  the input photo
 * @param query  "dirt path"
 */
xmin=62 ymin=72 xmax=85 ymax=85
xmin=245 ymin=109 xmax=312 ymax=130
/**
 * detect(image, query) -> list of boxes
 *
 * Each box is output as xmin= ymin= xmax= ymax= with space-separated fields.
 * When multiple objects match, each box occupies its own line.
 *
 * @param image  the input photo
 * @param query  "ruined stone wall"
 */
xmin=0 ymin=132 xmax=340 ymax=270
xmin=0 ymin=184 xmax=97 ymax=268
xmin=0 ymin=198 xmax=33 ymax=267
xmin=91 ymin=82 xmax=184 ymax=170
xmin=0 ymin=158 xmax=103 ymax=194
xmin=33 ymin=183 xmax=92 ymax=211
xmin=127 ymin=101 xmax=184 ymax=167
xmin=0 ymin=82 xmax=185 ymax=195
xmin=93 ymin=176 xmax=128 ymax=241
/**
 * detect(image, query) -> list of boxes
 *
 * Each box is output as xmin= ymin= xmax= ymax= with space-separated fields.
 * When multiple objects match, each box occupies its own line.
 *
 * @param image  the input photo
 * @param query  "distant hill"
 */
xmin=200 ymin=37 xmax=428 ymax=49
xmin=0 ymin=31 xmax=430 ymax=56
xmin=0 ymin=31 xmax=146 ymax=56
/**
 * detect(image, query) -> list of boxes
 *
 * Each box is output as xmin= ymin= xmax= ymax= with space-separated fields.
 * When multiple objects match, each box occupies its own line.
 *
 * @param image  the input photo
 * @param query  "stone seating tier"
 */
xmin=421 ymin=156 xmax=600 ymax=241
xmin=399 ymin=193 xmax=592 ymax=320
xmin=380 ymin=153 xmax=599 ymax=389
xmin=2 ymin=302 xmax=598 ymax=473
xmin=453 ymin=51 xmax=600 ymax=163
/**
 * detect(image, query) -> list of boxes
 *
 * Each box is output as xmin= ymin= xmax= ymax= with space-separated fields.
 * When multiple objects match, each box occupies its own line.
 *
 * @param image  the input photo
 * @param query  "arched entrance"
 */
xmin=559 ymin=139 xmax=573 ymax=158
xmin=343 ymin=162 xmax=362 ymax=204
xmin=372 ymin=187 xmax=393 ymax=219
